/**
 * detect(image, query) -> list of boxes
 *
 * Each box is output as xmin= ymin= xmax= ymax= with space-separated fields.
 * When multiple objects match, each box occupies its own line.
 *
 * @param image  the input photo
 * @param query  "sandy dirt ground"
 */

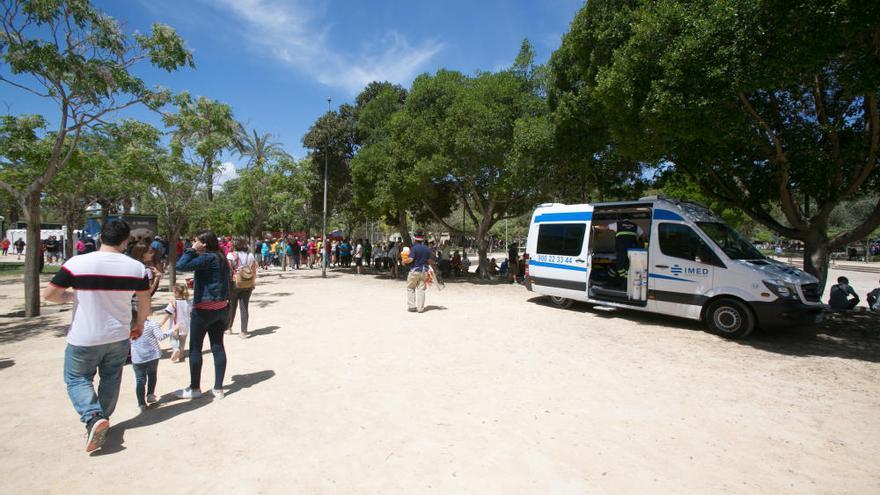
xmin=0 ymin=265 xmax=878 ymax=494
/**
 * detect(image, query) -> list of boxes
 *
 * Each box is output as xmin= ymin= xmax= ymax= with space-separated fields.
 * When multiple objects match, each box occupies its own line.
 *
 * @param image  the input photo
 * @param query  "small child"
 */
xmin=160 ymin=283 xmax=192 ymax=363
xmin=130 ymin=313 xmax=174 ymax=412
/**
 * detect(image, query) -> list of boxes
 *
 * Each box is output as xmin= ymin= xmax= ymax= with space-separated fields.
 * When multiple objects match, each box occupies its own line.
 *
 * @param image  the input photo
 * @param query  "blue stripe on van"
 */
xmin=534 ymin=211 xmax=592 ymax=223
xmin=529 ymin=261 xmax=588 ymax=272
xmin=648 ymin=273 xmax=695 ymax=283
xmin=653 ymin=209 xmax=684 ymax=221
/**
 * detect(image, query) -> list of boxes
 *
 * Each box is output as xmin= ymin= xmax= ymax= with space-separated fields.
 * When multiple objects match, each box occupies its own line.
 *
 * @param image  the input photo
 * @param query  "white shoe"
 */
xmin=175 ymin=387 xmax=202 ymax=399
xmin=146 ymin=394 xmax=157 ymax=404
xmin=212 ymin=388 xmax=225 ymax=399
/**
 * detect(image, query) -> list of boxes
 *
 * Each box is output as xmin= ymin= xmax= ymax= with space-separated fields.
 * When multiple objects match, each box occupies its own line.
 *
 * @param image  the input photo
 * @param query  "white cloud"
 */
xmin=209 ymin=0 xmax=443 ymax=94
xmin=215 ymin=161 xmax=239 ymax=189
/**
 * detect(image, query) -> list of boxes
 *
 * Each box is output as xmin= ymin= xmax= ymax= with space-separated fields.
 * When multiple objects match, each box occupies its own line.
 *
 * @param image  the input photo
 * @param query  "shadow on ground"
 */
xmin=0 ymin=316 xmax=69 ymax=344
xmin=96 ymin=369 xmax=276 ymax=455
xmin=527 ymin=296 xmax=880 ymax=362
xmin=0 ymin=357 xmax=13 ymax=370
xmin=366 ymin=270 xmax=512 ymax=286
xmin=740 ymin=311 xmax=880 ymax=362
xmin=248 ymin=325 xmax=279 ymax=337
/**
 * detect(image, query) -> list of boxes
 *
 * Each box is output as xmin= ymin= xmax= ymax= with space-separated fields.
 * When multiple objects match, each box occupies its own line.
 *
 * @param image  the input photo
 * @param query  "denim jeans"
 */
xmin=63 ymin=340 xmax=130 ymax=425
xmin=189 ymin=307 xmax=228 ymax=390
xmin=132 ymin=359 xmax=159 ymax=406
xmin=227 ymin=286 xmax=253 ymax=334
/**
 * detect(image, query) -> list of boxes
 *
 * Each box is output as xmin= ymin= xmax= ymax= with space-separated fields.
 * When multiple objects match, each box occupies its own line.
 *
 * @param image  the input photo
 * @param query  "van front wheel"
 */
xmin=549 ymin=296 xmax=575 ymax=309
xmin=705 ymin=299 xmax=755 ymax=338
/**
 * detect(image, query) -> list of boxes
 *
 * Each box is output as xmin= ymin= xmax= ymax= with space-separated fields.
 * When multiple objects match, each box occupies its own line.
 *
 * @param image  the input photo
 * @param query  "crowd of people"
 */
xmin=34 ymin=217 xmax=880 ymax=454
xmin=43 ymin=220 xmax=264 ymax=453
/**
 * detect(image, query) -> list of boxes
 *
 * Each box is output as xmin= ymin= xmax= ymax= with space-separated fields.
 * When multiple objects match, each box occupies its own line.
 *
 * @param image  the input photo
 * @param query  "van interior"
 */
xmin=588 ymin=205 xmax=652 ymax=305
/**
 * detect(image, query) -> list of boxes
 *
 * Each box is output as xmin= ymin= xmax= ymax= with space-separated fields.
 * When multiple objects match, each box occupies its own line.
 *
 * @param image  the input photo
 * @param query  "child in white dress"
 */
xmin=160 ymin=283 xmax=192 ymax=363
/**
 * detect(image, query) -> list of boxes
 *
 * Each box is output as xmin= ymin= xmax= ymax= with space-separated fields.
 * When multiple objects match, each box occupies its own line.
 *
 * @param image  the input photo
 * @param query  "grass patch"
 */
xmin=0 ymin=263 xmax=60 ymax=278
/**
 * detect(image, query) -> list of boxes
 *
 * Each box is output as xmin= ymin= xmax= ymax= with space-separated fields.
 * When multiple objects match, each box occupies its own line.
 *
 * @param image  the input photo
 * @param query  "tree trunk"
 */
xmin=64 ymin=222 xmax=75 ymax=262
xmin=475 ymin=218 xmax=492 ymax=279
xmin=397 ymin=210 xmax=412 ymax=246
xmin=206 ymin=162 xmax=214 ymax=201
xmin=168 ymin=230 xmax=180 ymax=289
xmin=803 ymin=228 xmax=831 ymax=293
xmin=23 ymin=194 xmax=42 ymax=317
xmin=99 ymin=200 xmax=110 ymax=225
xmin=122 ymin=197 xmax=132 ymax=214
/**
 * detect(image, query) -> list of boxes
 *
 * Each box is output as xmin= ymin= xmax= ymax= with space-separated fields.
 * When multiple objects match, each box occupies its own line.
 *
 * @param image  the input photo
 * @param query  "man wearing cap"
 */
xmin=404 ymin=230 xmax=434 ymax=312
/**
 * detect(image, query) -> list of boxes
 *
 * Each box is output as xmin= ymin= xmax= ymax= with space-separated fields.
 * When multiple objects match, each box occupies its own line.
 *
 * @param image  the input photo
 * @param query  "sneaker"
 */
xmin=174 ymin=387 xmax=202 ymax=399
xmin=239 ymin=331 xmax=249 ymax=339
xmin=212 ymin=388 xmax=225 ymax=399
xmin=85 ymin=417 xmax=109 ymax=453
xmin=146 ymin=394 xmax=157 ymax=404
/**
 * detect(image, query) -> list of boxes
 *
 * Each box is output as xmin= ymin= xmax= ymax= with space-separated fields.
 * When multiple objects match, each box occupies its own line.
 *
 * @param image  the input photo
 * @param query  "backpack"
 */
xmin=233 ymin=252 xmax=256 ymax=289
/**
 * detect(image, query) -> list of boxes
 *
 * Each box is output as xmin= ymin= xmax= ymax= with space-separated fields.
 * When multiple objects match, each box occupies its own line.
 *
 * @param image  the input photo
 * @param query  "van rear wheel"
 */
xmin=548 ymin=296 xmax=575 ymax=309
xmin=705 ymin=298 xmax=755 ymax=339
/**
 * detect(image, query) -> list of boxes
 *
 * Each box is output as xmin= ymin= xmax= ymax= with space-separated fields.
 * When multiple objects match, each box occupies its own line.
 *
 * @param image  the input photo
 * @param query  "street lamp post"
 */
xmin=322 ymin=97 xmax=331 ymax=279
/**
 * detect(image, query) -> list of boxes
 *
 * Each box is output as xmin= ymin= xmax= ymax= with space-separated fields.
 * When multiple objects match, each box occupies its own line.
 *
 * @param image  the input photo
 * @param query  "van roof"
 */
xmin=532 ymin=196 xmax=721 ymax=223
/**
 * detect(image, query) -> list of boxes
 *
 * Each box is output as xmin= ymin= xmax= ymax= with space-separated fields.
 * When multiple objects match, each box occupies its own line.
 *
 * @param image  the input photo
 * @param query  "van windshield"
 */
xmin=696 ymin=222 xmax=764 ymax=260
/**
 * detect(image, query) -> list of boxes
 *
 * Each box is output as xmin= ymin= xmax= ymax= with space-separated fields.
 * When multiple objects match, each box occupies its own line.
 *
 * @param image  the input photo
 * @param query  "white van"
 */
xmin=524 ymin=197 xmax=824 ymax=338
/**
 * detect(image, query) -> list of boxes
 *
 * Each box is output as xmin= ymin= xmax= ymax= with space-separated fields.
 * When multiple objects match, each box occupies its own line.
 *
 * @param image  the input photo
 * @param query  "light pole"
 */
xmin=322 ymin=97 xmax=331 ymax=279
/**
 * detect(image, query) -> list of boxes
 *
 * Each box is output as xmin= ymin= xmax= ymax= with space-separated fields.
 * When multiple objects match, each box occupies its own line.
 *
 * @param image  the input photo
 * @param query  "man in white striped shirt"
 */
xmin=44 ymin=219 xmax=151 ymax=453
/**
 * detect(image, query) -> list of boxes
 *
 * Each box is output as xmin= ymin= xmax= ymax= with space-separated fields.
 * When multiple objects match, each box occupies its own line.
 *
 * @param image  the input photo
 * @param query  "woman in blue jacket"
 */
xmin=174 ymin=230 xmax=230 ymax=399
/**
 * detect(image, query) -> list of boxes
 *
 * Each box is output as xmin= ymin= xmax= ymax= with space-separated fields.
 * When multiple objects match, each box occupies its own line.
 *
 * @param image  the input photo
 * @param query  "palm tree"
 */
xmin=236 ymin=128 xmax=290 ymax=169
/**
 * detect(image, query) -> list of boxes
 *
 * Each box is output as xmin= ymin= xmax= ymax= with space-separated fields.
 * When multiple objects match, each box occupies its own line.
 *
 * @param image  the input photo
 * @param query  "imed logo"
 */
xmin=671 ymin=264 xmax=709 ymax=277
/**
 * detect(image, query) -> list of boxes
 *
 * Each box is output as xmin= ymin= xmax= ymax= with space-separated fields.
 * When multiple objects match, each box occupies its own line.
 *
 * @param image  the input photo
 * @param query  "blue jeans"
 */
xmin=189 ymin=307 xmax=228 ymax=390
xmin=132 ymin=359 xmax=159 ymax=406
xmin=63 ymin=340 xmax=130 ymax=425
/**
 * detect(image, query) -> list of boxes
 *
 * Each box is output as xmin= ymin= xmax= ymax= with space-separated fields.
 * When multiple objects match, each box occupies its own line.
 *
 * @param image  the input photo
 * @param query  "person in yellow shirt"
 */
xmin=316 ymin=239 xmax=324 ymax=267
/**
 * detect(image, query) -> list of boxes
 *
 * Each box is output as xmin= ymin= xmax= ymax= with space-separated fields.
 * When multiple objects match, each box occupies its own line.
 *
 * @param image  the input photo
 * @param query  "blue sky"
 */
xmin=0 ymin=0 xmax=584 ymax=182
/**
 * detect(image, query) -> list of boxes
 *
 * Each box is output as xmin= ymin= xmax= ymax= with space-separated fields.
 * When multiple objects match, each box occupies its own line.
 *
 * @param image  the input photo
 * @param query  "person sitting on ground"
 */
xmin=488 ymin=258 xmax=499 ymax=276
xmin=867 ymin=279 xmax=880 ymax=312
xmin=828 ymin=276 xmax=860 ymax=310
xmin=451 ymin=251 xmax=462 ymax=276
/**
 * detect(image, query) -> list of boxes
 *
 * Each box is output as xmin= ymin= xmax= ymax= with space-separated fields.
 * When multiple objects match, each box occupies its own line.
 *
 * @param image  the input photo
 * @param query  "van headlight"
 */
xmin=763 ymin=280 xmax=798 ymax=300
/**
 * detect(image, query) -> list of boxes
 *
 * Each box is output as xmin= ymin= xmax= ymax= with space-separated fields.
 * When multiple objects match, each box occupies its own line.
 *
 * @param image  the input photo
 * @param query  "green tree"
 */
xmin=84 ymin=121 xmax=161 ymax=223
xmin=147 ymin=147 xmax=204 ymax=288
xmin=236 ymin=129 xmax=289 ymax=169
xmin=552 ymin=0 xmax=880 ymax=290
xmin=0 ymin=0 xmax=192 ymax=316
xmin=301 ymin=104 xmax=358 ymax=222
xmin=402 ymin=43 xmax=555 ymax=276
xmin=163 ymin=93 xmax=239 ymax=201
xmin=350 ymin=82 xmax=421 ymax=244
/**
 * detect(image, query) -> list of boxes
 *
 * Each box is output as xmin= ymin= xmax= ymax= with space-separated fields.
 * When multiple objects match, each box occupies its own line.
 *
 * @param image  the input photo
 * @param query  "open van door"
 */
xmin=528 ymin=209 xmax=592 ymax=306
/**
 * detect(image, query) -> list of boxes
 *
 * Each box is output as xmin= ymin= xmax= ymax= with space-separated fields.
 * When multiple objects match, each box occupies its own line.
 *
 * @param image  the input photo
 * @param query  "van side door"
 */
xmin=529 ymin=220 xmax=590 ymax=299
xmin=649 ymin=222 xmax=720 ymax=319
